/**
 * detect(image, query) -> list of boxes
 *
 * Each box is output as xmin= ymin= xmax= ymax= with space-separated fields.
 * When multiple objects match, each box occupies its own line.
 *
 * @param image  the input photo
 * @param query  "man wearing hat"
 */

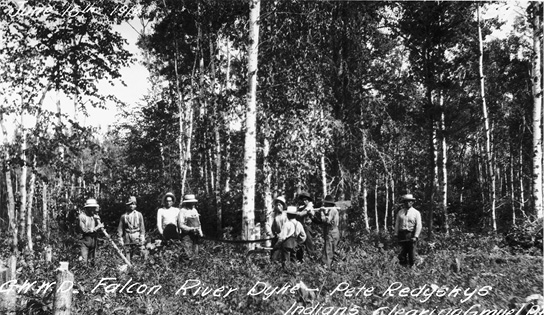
xmin=178 ymin=194 xmax=203 ymax=259
xmin=319 ymin=195 xmax=340 ymax=268
xmin=275 ymin=206 xmax=307 ymax=266
xmin=78 ymin=198 xmax=104 ymax=266
xmin=295 ymin=191 xmax=317 ymax=262
xmin=157 ymin=192 xmax=181 ymax=245
xmin=266 ymin=196 xmax=288 ymax=260
xmin=117 ymin=196 xmax=146 ymax=262
xmin=394 ymin=194 xmax=422 ymax=268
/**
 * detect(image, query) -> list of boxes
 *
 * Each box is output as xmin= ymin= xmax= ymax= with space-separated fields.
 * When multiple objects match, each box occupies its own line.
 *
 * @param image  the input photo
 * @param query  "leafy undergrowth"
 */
xmin=2 ymin=230 xmax=543 ymax=315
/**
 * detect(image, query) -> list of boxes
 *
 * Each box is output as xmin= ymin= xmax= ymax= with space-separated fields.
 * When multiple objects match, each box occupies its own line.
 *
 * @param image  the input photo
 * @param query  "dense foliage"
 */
xmin=1 ymin=225 xmax=541 ymax=315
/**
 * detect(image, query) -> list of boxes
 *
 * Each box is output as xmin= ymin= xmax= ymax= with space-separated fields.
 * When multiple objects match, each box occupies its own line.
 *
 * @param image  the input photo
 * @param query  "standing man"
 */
xmin=275 ymin=206 xmax=307 ymax=267
xmin=78 ymin=198 xmax=104 ymax=266
xmin=296 ymin=191 xmax=317 ymax=262
xmin=319 ymin=195 xmax=340 ymax=268
xmin=266 ymin=196 xmax=288 ymax=260
xmin=118 ymin=196 xmax=146 ymax=262
xmin=156 ymin=192 xmax=180 ymax=246
xmin=178 ymin=194 xmax=203 ymax=260
xmin=394 ymin=194 xmax=422 ymax=268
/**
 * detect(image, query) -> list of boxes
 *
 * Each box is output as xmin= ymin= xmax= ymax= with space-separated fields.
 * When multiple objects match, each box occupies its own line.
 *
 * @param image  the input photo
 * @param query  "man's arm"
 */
xmin=414 ymin=211 xmax=422 ymax=239
xmin=139 ymin=212 xmax=146 ymax=243
xmin=117 ymin=214 xmax=124 ymax=243
xmin=156 ymin=209 xmax=163 ymax=235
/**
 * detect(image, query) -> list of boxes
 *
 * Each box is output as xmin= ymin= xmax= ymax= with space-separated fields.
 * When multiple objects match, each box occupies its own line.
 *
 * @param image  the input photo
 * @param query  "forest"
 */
xmin=0 ymin=0 xmax=542 ymax=314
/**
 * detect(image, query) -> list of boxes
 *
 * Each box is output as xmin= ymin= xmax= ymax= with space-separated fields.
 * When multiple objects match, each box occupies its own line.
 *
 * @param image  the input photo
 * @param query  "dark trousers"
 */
xmin=162 ymin=224 xmax=179 ymax=246
xmin=295 ymin=224 xmax=315 ymax=262
xmin=398 ymin=230 xmax=417 ymax=267
xmin=281 ymin=237 xmax=298 ymax=266
xmin=270 ymin=237 xmax=281 ymax=261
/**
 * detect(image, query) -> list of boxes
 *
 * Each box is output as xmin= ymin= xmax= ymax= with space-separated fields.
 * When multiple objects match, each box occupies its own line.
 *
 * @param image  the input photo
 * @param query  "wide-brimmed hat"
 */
xmin=273 ymin=196 xmax=287 ymax=209
xmin=322 ymin=195 xmax=335 ymax=206
xmin=126 ymin=196 xmax=137 ymax=205
xmin=163 ymin=192 xmax=176 ymax=204
xmin=401 ymin=194 xmax=416 ymax=202
xmin=182 ymin=194 xmax=198 ymax=203
xmin=298 ymin=191 xmax=312 ymax=201
xmin=84 ymin=198 xmax=99 ymax=208
xmin=286 ymin=206 xmax=298 ymax=215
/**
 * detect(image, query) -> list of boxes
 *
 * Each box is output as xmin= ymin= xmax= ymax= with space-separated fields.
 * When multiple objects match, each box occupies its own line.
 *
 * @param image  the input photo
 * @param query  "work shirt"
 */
xmin=394 ymin=207 xmax=422 ymax=238
xmin=78 ymin=212 xmax=100 ymax=236
xmin=117 ymin=210 xmax=145 ymax=245
xmin=320 ymin=207 xmax=339 ymax=233
xmin=156 ymin=207 xmax=180 ymax=235
xmin=178 ymin=208 xmax=203 ymax=236
xmin=266 ymin=212 xmax=288 ymax=237
xmin=277 ymin=218 xmax=307 ymax=244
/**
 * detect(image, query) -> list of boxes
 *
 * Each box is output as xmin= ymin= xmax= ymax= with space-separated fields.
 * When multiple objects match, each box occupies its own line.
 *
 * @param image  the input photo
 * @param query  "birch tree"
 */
xmin=529 ymin=2 xmax=543 ymax=219
xmin=242 ymin=0 xmax=260 ymax=247
xmin=477 ymin=4 xmax=497 ymax=231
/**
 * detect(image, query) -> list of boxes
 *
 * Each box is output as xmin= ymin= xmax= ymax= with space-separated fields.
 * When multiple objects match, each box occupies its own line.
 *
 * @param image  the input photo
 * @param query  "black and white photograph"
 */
xmin=0 ymin=0 xmax=543 ymax=314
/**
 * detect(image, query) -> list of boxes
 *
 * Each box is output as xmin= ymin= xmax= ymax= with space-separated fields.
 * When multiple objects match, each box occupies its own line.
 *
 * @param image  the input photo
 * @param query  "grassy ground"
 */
xmin=4 ymin=229 xmax=541 ymax=315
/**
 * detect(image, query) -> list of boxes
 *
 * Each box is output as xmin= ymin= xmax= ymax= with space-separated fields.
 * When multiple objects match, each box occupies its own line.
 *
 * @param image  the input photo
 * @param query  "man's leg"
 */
xmin=124 ymin=245 xmax=132 ymax=263
xmin=408 ymin=240 xmax=416 ymax=267
xmin=322 ymin=233 xmax=332 ymax=267
xmin=80 ymin=242 xmax=89 ymax=265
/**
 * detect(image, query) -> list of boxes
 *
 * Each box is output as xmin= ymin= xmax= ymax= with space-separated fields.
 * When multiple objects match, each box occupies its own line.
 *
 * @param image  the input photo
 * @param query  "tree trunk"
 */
xmin=0 ymin=116 xmax=16 ymax=253
xmin=509 ymin=150 xmax=516 ymax=225
xmin=211 ymin=37 xmax=223 ymax=236
xmin=362 ymin=178 xmax=369 ymax=231
xmin=518 ymin=132 xmax=526 ymax=216
xmin=42 ymin=181 xmax=49 ymax=241
xmin=242 ymin=0 xmax=260 ymax=249
xmin=224 ymin=40 xmax=232 ymax=194
xmin=263 ymin=136 xmax=272 ymax=231
xmin=320 ymin=107 xmax=327 ymax=198
xmin=374 ymin=180 xmax=379 ymax=232
xmin=478 ymin=5 xmax=497 ymax=230
xmin=427 ymin=101 xmax=437 ymax=239
xmin=384 ymin=175 xmax=389 ymax=231
xmin=390 ymin=177 xmax=395 ymax=229
xmin=224 ymin=132 xmax=231 ymax=193
xmin=439 ymin=92 xmax=449 ymax=233
xmin=19 ymin=126 xmax=27 ymax=249
xmin=361 ymin=132 xmax=370 ymax=231
xmin=208 ymin=148 xmax=214 ymax=194
xmin=531 ymin=2 xmax=543 ymax=219
xmin=26 ymin=156 xmax=36 ymax=252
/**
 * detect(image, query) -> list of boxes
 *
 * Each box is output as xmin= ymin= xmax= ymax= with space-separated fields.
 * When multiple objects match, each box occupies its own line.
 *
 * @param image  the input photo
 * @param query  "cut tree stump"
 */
xmin=0 ymin=256 xmax=16 ymax=315
xmin=53 ymin=262 xmax=74 ymax=315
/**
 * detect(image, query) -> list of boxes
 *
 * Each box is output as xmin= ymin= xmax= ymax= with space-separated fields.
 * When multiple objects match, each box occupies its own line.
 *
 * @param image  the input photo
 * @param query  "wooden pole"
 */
xmin=54 ymin=262 xmax=73 ymax=315
xmin=0 ymin=259 xmax=16 ymax=315
xmin=44 ymin=246 xmax=52 ymax=262
xmin=99 ymin=228 xmax=132 ymax=267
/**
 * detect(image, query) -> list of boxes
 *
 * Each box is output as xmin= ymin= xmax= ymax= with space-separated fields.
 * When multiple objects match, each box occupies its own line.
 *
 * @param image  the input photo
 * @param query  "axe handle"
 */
xmin=99 ymin=228 xmax=132 ymax=267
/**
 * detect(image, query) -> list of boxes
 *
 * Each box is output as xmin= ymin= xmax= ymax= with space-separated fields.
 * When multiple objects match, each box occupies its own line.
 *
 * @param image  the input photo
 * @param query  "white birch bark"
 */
xmin=242 ymin=0 xmax=260 ymax=249
xmin=478 ymin=5 xmax=497 ymax=230
xmin=531 ymin=2 xmax=543 ymax=219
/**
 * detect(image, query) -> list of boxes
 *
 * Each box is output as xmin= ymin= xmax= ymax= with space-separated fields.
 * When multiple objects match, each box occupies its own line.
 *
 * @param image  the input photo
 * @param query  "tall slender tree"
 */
xmin=242 ymin=0 xmax=260 ymax=248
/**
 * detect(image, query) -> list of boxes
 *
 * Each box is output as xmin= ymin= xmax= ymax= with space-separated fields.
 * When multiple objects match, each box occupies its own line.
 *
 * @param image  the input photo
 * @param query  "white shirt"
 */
xmin=156 ymin=207 xmax=180 ymax=234
xmin=278 ymin=218 xmax=307 ymax=244
xmin=394 ymin=207 xmax=422 ymax=238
